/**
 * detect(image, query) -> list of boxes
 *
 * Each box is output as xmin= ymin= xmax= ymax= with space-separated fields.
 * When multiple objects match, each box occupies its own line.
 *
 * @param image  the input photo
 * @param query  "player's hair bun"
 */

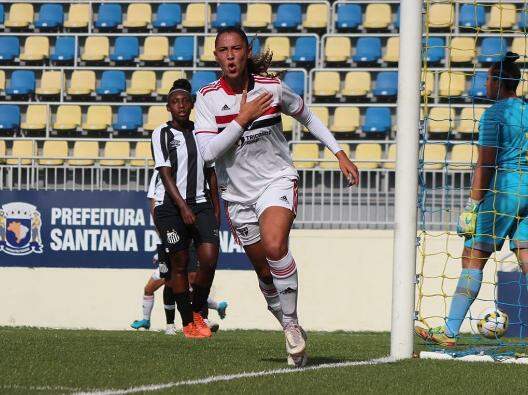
xmin=504 ymin=51 xmax=520 ymax=63
xmin=170 ymin=79 xmax=192 ymax=94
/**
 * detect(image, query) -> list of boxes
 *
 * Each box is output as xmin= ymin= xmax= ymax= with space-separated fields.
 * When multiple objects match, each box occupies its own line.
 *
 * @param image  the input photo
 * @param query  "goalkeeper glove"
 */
xmin=457 ymin=198 xmax=481 ymax=238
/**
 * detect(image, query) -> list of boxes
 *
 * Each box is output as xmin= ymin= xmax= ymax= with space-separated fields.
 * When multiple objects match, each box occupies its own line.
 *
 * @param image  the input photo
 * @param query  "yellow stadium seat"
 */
xmin=282 ymin=115 xmax=293 ymax=133
xmin=127 ymin=71 xmax=157 ymax=97
xmin=123 ymin=3 xmax=152 ymax=28
xmin=64 ymin=3 xmax=90 ymax=29
xmin=439 ymin=71 xmax=466 ymax=97
xmin=243 ymin=4 xmax=271 ymax=29
xmin=81 ymin=36 xmax=109 ymax=62
xmin=292 ymin=143 xmax=319 ymax=169
xmin=0 ymin=71 xmax=5 ymax=93
xmin=5 ymin=3 xmax=34 ymax=28
xmin=330 ymin=107 xmax=360 ymax=133
xmin=449 ymin=37 xmax=475 ymax=63
xmin=20 ymin=36 xmax=49 ymax=61
xmin=200 ymin=36 xmax=216 ymax=63
xmin=21 ymin=104 xmax=48 ymax=131
xmin=457 ymin=107 xmax=485 ymax=135
xmin=101 ymin=141 xmax=130 ymax=167
xmin=512 ymin=37 xmax=528 ymax=62
xmin=182 ymin=3 xmax=211 ymax=29
xmin=0 ymin=140 xmax=5 ymax=164
xmin=427 ymin=3 xmax=454 ymax=28
xmin=363 ymin=4 xmax=392 ymax=29
xmin=383 ymin=37 xmax=399 ymax=63
xmin=321 ymin=144 xmax=350 ymax=169
xmin=189 ymin=108 xmax=195 ymax=122
xmin=423 ymin=144 xmax=447 ymax=170
xmin=383 ymin=144 xmax=396 ymax=170
xmin=130 ymin=141 xmax=154 ymax=167
xmin=144 ymin=106 xmax=169 ymax=131
xmin=82 ymin=106 xmax=112 ymax=131
xmin=325 ymin=36 xmax=351 ymax=63
xmin=53 ymin=105 xmax=81 ymax=131
xmin=36 ymin=71 xmax=63 ymax=97
xmin=517 ymin=72 xmax=528 ymax=96
xmin=303 ymin=106 xmax=329 ymax=132
xmin=428 ymin=107 xmax=455 ymax=135
xmin=342 ymin=71 xmax=371 ymax=98
xmin=67 ymin=70 xmax=95 ymax=96
xmin=39 ymin=140 xmax=68 ymax=166
xmin=303 ymin=3 xmax=328 ymax=29
xmin=488 ymin=4 xmax=516 ymax=29
xmin=139 ymin=36 xmax=169 ymax=62
xmin=158 ymin=71 xmax=187 ymax=96
xmin=68 ymin=141 xmax=99 ymax=166
xmin=313 ymin=71 xmax=340 ymax=98
xmin=7 ymin=140 xmax=35 ymax=165
xmin=354 ymin=143 xmax=382 ymax=170
xmin=449 ymin=144 xmax=478 ymax=171
xmin=264 ymin=37 xmax=290 ymax=63
xmin=421 ymin=71 xmax=434 ymax=96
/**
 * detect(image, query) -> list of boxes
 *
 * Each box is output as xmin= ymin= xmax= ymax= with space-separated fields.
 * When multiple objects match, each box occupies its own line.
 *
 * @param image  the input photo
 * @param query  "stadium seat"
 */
xmin=373 ymin=72 xmax=398 ymax=99
xmin=265 ymin=37 xmax=290 ymax=63
xmin=158 ymin=70 xmax=187 ymax=96
xmin=53 ymin=105 xmax=81 ymax=131
xmin=0 ymin=71 xmax=4 ymax=94
xmin=354 ymin=143 xmax=382 ymax=170
xmin=6 ymin=70 xmax=35 ymax=96
xmin=303 ymin=3 xmax=328 ymax=30
xmin=182 ymin=3 xmax=211 ymax=29
xmin=517 ymin=72 xmax=528 ymax=96
xmin=83 ymin=106 xmax=112 ymax=131
xmin=50 ymin=36 xmax=75 ymax=63
xmin=283 ymin=71 xmax=304 ymax=97
xmin=274 ymin=4 xmax=302 ymax=30
xmin=302 ymin=107 xmax=329 ymax=133
xmin=363 ymin=4 xmax=392 ymax=30
xmin=35 ymin=4 xmax=63 ymax=29
xmin=0 ymin=5 xmax=4 ymax=27
xmin=144 ymin=106 xmax=169 ymax=131
xmin=511 ymin=37 xmax=528 ymax=61
xmin=292 ymin=143 xmax=319 ymax=169
xmin=394 ymin=6 xmax=400 ymax=29
xmin=101 ymin=141 xmax=130 ymax=166
xmin=325 ymin=36 xmax=351 ymax=64
xmin=382 ymin=37 xmax=399 ymax=63
xmin=96 ymin=70 xmax=126 ymax=97
xmin=282 ymin=115 xmax=293 ymax=134
xmin=335 ymin=3 xmax=362 ymax=31
xmin=5 ymin=3 xmax=33 ymax=29
xmin=353 ymin=37 xmax=381 ymax=64
xmin=21 ymin=104 xmax=47 ymax=131
xmin=478 ymin=37 xmax=507 ymax=64
xmin=0 ymin=105 xmax=21 ymax=131
xmin=424 ymin=37 xmax=445 ymax=64
xmin=39 ymin=140 xmax=68 ymax=166
xmin=427 ymin=107 xmax=454 ymax=136
xmin=458 ymin=4 xmax=485 ymax=29
xmin=36 ymin=70 xmax=62 ymax=98
xmin=170 ymin=36 xmax=194 ymax=63
xmin=243 ymin=4 xmax=271 ymax=29
xmin=110 ymin=36 xmax=139 ymax=63
xmin=488 ymin=4 xmax=516 ymax=29
xmin=213 ymin=3 xmax=241 ymax=28
xmin=0 ymin=36 xmax=20 ymax=61
xmin=468 ymin=71 xmax=488 ymax=98
xmin=439 ymin=71 xmax=466 ymax=98
xmin=127 ymin=71 xmax=156 ymax=98
xmin=94 ymin=3 xmax=122 ymax=30
xmin=131 ymin=141 xmax=154 ymax=167
xmin=421 ymin=71 xmax=434 ymax=96
xmin=200 ymin=36 xmax=216 ymax=63
xmin=0 ymin=140 xmax=5 ymax=164
xmin=292 ymin=36 xmax=316 ymax=65
xmin=457 ymin=107 xmax=485 ymax=135
xmin=313 ymin=71 xmax=340 ymax=99
xmin=67 ymin=70 xmax=95 ymax=96
xmin=191 ymin=71 xmax=217 ymax=94
xmin=7 ymin=140 xmax=34 ymax=165
xmin=342 ymin=71 xmax=371 ymax=99
xmin=153 ymin=3 xmax=182 ymax=29
xmin=363 ymin=107 xmax=391 ymax=134
xmin=81 ymin=36 xmax=109 ymax=63
xmin=251 ymin=37 xmax=261 ymax=56
xmin=427 ymin=3 xmax=454 ymax=29
xmin=64 ymin=3 xmax=90 ymax=29
xmin=449 ymin=144 xmax=478 ymax=170
xmin=449 ymin=37 xmax=475 ymax=63
xmin=139 ymin=36 xmax=169 ymax=63
xmin=123 ymin=3 xmax=151 ymax=29
xmin=68 ymin=141 xmax=99 ymax=166
xmin=320 ymin=144 xmax=350 ymax=170
xmin=330 ymin=107 xmax=360 ymax=134
xmin=113 ymin=106 xmax=143 ymax=133
xmin=423 ymin=144 xmax=447 ymax=170
xmin=20 ymin=36 xmax=49 ymax=62
xmin=383 ymin=144 xmax=396 ymax=170
xmin=520 ymin=6 xmax=528 ymax=31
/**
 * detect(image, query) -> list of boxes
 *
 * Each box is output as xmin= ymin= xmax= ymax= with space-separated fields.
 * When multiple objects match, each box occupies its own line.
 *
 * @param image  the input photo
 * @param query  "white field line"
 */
xmin=0 ymin=384 xmax=81 ymax=392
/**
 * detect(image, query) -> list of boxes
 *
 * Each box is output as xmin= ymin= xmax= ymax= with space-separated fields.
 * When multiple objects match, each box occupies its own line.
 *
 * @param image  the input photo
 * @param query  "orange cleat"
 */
xmin=193 ymin=312 xmax=212 ymax=337
xmin=182 ymin=323 xmax=207 ymax=339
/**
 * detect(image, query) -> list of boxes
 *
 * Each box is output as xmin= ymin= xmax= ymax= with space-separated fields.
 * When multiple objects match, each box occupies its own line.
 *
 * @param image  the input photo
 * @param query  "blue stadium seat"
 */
xmin=468 ymin=71 xmax=487 ymax=98
xmin=0 ymin=36 xmax=20 ymax=61
xmin=35 ymin=4 xmax=64 ymax=29
xmin=283 ymin=71 xmax=304 ymax=97
xmin=0 ymin=105 xmax=20 ymax=131
xmin=51 ymin=36 xmax=75 ymax=62
xmin=96 ymin=70 xmax=126 ymax=96
xmin=335 ymin=4 xmax=362 ymax=30
xmin=212 ymin=3 xmax=241 ymax=28
xmin=292 ymin=36 xmax=316 ymax=64
xmin=478 ymin=37 xmax=507 ymax=64
xmin=0 ymin=4 xmax=5 ymax=26
xmin=373 ymin=72 xmax=398 ymax=98
xmin=95 ymin=3 xmax=122 ymax=29
xmin=394 ymin=7 xmax=400 ymax=29
xmin=459 ymin=4 xmax=485 ymax=29
xmin=170 ymin=36 xmax=194 ymax=63
xmin=6 ymin=71 xmax=35 ymax=96
xmin=363 ymin=107 xmax=391 ymax=134
xmin=191 ymin=71 xmax=217 ymax=94
xmin=153 ymin=3 xmax=182 ymax=29
xmin=113 ymin=106 xmax=143 ymax=132
xmin=110 ymin=36 xmax=139 ymax=63
xmin=250 ymin=37 xmax=261 ymax=56
xmin=520 ymin=7 xmax=528 ymax=30
xmin=423 ymin=37 xmax=444 ymax=63
xmin=352 ymin=37 xmax=381 ymax=63
xmin=274 ymin=4 xmax=302 ymax=30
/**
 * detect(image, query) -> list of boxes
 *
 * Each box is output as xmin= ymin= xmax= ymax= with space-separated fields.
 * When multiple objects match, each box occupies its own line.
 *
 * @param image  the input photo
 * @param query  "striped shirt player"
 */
xmin=147 ymin=169 xmax=164 ymax=205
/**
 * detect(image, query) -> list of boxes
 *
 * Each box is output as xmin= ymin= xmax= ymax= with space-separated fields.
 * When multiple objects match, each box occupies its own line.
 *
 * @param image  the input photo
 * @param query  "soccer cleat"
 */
xmin=165 ymin=324 xmax=176 ymax=335
xmin=415 ymin=325 xmax=456 ymax=347
xmin=287 ymin=352 xmax=308 ymax=368
xmin=193 ymin=312 xmax=212 ymax=337
xmin=217 ymin=301 xmax=228 ymax=320
xmin=182 ymin=323 xmax=208 ymax=339
xmin=284 ymin=323 xmax=306 ymax=356
xmin=130 ymin=319 xmax=150 ymax=330
xmin=204 ymin=319 xmax=220 ymax=333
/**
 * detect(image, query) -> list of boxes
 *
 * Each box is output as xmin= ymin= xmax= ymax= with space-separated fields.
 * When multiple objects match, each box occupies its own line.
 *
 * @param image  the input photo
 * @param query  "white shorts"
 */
xmin=225 ymin=177 xmax=298 ymax=246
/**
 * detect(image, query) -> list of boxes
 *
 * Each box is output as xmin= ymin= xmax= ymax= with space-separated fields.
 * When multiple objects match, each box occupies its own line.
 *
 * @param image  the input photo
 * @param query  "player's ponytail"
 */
xmin=490 ymin=51 xmax=521 ymax=92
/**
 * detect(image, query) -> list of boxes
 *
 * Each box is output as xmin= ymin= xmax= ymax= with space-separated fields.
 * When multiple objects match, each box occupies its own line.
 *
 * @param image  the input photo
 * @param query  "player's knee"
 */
xmin=264 ymin=240 xmax=288 ymax=261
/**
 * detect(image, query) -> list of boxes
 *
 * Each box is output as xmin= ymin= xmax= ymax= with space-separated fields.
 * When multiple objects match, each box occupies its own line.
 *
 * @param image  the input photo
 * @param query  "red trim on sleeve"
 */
xmin=195 ymin=130 xmax=219 ymax=135
xmin=292 ymin=101 xmax=305 ymax=117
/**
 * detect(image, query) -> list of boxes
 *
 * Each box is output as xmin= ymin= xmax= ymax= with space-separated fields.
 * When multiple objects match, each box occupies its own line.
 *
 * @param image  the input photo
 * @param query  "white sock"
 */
xmin=258 ymin=278 xmax=284 ymax=327
xmin=207 ymin=297 xmax=219 ymax=310
xmin=142 ymin=295 xmax=155 ymax=320
xmin=267 ymin=251 xmax=298 ymax=326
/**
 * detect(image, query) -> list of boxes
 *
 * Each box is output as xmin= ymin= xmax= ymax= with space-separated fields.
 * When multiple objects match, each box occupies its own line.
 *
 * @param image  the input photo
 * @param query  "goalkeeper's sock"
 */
xmin=258 ymin=278 xmax=283 ymax=326
xmin=142 ymin=294 xmax=155 ymax=321
xmin=445 ymin=268 xmax=482 ymax=337
xmin=163 ymin=285 xmax=176 ymax=325
xmin=267 ymin=250 xmax=299 ymax=326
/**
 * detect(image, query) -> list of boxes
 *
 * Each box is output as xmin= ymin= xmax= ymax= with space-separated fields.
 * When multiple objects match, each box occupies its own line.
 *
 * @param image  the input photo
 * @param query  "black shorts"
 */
xmin=156 ymin=201 xmax=219 ymax=253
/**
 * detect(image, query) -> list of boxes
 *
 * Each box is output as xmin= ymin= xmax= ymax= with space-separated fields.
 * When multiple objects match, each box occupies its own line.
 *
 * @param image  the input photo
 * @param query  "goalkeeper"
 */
xmin=416 ymin=52 xmax=528 ymax=346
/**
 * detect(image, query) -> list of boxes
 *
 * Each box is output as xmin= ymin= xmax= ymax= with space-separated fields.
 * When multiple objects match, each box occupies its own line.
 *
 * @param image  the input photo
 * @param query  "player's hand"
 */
xmin=457 ymin=198 xmax=480 ymax=238
xmin=179 ymin=204 xmax=196 ymax=225
xmin=336 ymin=151 xmax=359 ymax=186
xmin=235 ymin=90 xmax=273 ymax=128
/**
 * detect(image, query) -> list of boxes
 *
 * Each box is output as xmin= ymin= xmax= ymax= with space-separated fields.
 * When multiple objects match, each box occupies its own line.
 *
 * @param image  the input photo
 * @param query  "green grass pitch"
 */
xmin=1 ymin=327 xmax=528 ymax=394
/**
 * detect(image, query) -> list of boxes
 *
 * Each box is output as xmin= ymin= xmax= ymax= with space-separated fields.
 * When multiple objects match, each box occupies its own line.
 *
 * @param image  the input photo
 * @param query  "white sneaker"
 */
xmin=284 ymin=323 xmax=306 ymax=356
xmin=204 ymin=319 xmax=219 ymax=333
xmin=287 ymin=352 xmax=308 ymax=368
xmin=165 ymin=324 xmax=176 ymax=335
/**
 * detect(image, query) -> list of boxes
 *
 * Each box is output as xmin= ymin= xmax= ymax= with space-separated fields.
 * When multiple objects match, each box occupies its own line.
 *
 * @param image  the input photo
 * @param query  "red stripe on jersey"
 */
xmin=199 ymin=82 xmax=221 ymax=96
xmin=215 ymin=106 xmax=280 ymax=125
xmin=195 ymin=130 xmax=219 ymax=135
xmin=254 ymin=76 xmax=280 ymax=83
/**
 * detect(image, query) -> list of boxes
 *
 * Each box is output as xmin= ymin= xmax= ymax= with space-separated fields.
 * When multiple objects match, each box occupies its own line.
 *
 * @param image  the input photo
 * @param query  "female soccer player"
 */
xmin=151 ymin=79 xmax=221 ymax=339
xmin=416 ymin=52 xmax=528 ymax=346
xmin=193 ymin=26 xmax=359 ymax=365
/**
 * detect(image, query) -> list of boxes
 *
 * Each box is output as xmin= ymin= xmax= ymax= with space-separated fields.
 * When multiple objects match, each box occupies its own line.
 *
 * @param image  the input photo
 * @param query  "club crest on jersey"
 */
xmin=166 ymin=230 xmax=180 ymax=244
xmin=236 ymin=226 xmax=249 ymax=237
xmin=0 ymin=202 xmax=43 ymax=256
xmin=280 ymin=195 xmax=289 ymax=203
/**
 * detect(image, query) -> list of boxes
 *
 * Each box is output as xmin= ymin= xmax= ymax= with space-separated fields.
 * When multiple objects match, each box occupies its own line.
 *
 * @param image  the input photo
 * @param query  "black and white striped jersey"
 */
xmin=146 ymin=169 xmax=165 ymax=204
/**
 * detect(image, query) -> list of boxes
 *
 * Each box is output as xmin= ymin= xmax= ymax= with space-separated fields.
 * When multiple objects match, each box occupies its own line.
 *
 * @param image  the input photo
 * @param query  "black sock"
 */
xmin=200 ymin=305 xmax=209 ymax=319
xmin=174 ymin=291 xmax=193 ymax=326
xmin=191 ymin=284 xmax=211 ymax=313
xmin=163 ymin=285 xmax=176 ymax=325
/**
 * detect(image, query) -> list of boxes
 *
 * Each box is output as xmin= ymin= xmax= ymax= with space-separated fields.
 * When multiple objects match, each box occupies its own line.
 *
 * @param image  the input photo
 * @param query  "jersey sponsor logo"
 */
xmin=0 ymin=202 xmax=43 ymax=256
xmin=166 ymin=229 xmax=180 ymax=244
xmin=221 ymin=104 xmax=230 ymax=111
xmin=236 ymin=130 xmax=272 ymax=148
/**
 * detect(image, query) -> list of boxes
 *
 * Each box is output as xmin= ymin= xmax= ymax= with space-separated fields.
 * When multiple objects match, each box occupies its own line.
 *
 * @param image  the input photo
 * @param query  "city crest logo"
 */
xmin=0 ymin=202 xmax=43 ymax=256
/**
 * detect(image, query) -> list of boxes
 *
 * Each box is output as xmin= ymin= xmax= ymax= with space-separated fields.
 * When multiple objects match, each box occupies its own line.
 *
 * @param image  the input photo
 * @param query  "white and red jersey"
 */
xmin=194 ymin=74 xmax=303 ymax=204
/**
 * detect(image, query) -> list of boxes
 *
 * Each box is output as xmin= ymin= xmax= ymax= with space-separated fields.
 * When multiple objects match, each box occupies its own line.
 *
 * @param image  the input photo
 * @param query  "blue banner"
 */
xmin=0 ymin=191 xmax=251 ymax=270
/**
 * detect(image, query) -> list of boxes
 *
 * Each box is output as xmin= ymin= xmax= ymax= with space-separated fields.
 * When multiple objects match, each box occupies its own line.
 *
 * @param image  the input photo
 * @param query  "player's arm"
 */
xmin=205 ymin=166 xmax=220 ymax=224
xmin=470 ymin=147 xmax=497 ymax=201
